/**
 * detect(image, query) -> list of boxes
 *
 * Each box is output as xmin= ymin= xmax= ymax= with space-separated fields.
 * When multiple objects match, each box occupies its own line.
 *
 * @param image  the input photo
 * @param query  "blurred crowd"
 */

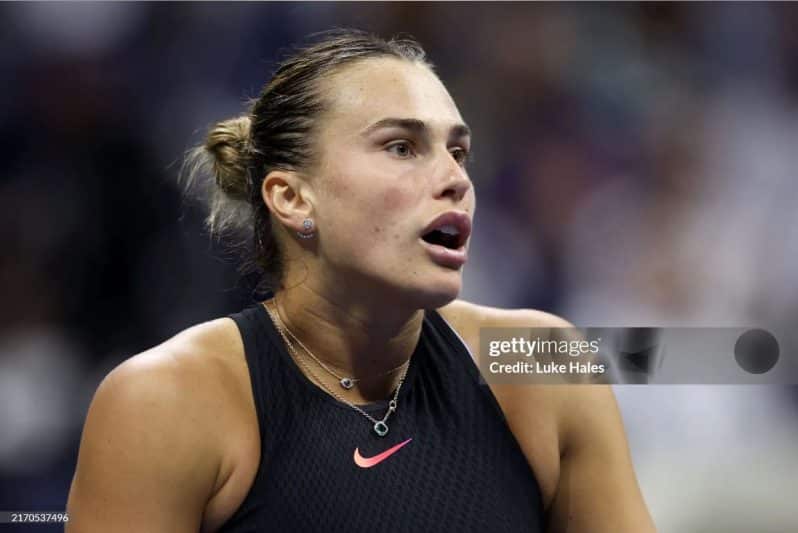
xmin=1 ymin=3 xmax=796 ymax=531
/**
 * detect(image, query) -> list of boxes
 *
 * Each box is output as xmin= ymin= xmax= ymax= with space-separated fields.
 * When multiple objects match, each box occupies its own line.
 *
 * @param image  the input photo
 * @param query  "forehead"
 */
xmin=319 ymin=57 xmax=464 ymax=135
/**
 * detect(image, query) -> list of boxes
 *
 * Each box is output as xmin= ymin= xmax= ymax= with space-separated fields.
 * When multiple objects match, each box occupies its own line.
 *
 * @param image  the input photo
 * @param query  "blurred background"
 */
xmin=1 ymin=3 xmax=796 ymax=531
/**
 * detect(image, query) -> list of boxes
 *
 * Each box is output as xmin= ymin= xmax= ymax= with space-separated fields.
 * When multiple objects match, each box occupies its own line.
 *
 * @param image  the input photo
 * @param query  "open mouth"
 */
xmin=421 ymin=224 xmax=466 ymax=250
xmin=420 ymin=211 xmax=471 ymax=250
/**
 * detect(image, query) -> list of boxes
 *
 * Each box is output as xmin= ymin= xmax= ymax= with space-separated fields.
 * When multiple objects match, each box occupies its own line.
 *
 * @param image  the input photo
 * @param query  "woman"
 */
xmin=66 ymin=30 xmax=655 ymax=532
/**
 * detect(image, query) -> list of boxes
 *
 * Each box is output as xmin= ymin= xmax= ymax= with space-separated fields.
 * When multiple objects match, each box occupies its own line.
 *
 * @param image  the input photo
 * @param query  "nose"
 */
xmin=434 ymin=154 xmax=472 ymax=202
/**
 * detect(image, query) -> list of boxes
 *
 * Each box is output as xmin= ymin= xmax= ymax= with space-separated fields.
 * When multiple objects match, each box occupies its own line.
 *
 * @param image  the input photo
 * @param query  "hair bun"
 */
xmin=205 ymin=115 xmax=252 ymax=200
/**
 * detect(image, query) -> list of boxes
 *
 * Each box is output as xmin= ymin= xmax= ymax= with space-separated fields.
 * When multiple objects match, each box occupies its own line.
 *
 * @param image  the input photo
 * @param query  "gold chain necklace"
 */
xmin=279 ymin=318 xmax=410 ymax=390
xmin=264 ymin=301 xmax=411 ymax=437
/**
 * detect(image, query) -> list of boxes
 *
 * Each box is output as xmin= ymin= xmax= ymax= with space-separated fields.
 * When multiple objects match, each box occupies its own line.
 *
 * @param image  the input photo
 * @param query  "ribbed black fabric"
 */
xmin=219 ymin=301 xmax=546 ymax=532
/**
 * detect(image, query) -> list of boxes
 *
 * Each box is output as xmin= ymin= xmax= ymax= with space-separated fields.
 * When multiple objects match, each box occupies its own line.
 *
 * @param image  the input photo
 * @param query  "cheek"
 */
xmin=319 ymin=173 xmax=419 ymax=252
xmin=321 ymin=173 xmax=353 ymax=200
xmin=379 ymin=186 xmax=418 ymax=245
xmin=381 ymin=184 xmax=416 ymax=212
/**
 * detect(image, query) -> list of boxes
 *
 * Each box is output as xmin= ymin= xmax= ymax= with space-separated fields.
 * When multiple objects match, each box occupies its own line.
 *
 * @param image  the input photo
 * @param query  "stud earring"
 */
xmin=297 ymin=218 xmax=315 ymax=239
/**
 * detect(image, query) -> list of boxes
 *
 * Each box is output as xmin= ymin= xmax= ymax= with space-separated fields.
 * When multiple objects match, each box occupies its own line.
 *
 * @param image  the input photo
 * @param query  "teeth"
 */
xmin=438 ymin=224 xmax=459 ymax=236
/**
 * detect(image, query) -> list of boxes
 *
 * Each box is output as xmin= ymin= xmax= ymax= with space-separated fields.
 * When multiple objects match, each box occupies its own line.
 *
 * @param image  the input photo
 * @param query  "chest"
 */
xmin=203 ymin=313 xmax=561 ymax=531
xmin=206 ymin=350 xmax=553 ymax=531
xmin=230 ymin=403 xmax=544 ymax=531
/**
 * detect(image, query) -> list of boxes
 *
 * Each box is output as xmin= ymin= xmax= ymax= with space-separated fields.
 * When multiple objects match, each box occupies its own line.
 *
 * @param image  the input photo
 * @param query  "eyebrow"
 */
xmin=361 ymin=117 xmax=471 ymax=142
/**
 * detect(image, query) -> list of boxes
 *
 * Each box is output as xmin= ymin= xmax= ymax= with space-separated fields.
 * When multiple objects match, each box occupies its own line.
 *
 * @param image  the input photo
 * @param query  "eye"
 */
xmin=386 ymin=141 xmax=415 ymax=159
xmin=450 ymin=147 xmax=471 ymax=166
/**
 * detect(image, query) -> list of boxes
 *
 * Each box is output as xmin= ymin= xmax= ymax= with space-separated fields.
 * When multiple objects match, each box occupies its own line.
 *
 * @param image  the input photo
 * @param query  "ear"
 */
xmin=260 ymin=170 xmax=315 ymax=232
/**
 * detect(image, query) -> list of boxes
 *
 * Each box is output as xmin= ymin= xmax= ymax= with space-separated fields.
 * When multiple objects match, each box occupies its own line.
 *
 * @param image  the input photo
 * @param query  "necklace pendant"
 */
xmin=340 ymin=377 xmax=354 ymax=390
xmin=373 ymin=421 xmax=389 ymax=437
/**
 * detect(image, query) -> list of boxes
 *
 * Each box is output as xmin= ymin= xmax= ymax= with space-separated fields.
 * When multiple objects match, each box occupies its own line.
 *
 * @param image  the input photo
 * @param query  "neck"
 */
xmin=269 ymin=284 xmax=424 ymax=402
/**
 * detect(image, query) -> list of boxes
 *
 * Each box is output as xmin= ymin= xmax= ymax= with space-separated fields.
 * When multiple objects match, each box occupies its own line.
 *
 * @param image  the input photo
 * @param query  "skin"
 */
xmin=66 ymin=57 xmax=656 ymax=532
xmin=259 ymin=57 xmax=474 ymax=392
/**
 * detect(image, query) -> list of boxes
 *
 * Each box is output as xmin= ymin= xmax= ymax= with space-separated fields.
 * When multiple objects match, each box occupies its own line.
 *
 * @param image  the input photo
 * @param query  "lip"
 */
xmin=420 ymin=240 xmax=468 ymax=269
xmin=421 ymin=211 xmax=472 ymax=244
xmin=420 ymin=211 xmax=472 ymax=269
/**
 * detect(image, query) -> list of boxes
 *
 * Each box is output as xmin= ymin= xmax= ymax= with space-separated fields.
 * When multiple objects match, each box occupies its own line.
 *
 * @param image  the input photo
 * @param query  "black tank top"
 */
xmin=219 ymin=302 xmax=546 ymax=532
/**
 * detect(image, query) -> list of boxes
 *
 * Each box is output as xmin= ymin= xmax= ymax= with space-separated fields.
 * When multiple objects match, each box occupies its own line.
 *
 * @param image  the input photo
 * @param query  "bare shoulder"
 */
xmin=437 ymin=301 xmax=655 ymax=529
xmin=436 ymin=298 xmax=572 ymax=403
xmin=437 ymin=298 xmax=572 ymax=350
xmin=100 ymin=317 xmax=251 ymax=436
xmin=438 ymin=298 xmax=572 ymax=326
xmin=67 ymin=317 xmax=252 ymax=532
xmin=438 ymin=302 xmax=623 ymax=452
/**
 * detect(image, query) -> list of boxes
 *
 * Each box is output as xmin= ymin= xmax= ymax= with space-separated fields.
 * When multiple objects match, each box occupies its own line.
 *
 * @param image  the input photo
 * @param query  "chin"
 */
xmin=408 ymin=271 xmax=463 ymax=310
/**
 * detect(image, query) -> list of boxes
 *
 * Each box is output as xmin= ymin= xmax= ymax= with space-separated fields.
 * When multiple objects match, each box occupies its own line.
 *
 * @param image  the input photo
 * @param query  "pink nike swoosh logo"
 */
xmin=353 ymin=438 xmax=413 ymax=468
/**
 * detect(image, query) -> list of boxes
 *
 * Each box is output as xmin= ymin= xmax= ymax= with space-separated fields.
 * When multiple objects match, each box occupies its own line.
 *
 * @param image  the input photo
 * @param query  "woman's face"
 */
xmin=310 ymin=57 xmax=475 ymax=308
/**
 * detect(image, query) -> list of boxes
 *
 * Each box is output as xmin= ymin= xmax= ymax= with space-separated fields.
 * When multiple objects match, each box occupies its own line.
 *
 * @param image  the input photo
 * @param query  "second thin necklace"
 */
xmin=275 ymin=303 xmax=411 ymax=390
xmin=264 ymin=301 xmax=412 ymax=437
